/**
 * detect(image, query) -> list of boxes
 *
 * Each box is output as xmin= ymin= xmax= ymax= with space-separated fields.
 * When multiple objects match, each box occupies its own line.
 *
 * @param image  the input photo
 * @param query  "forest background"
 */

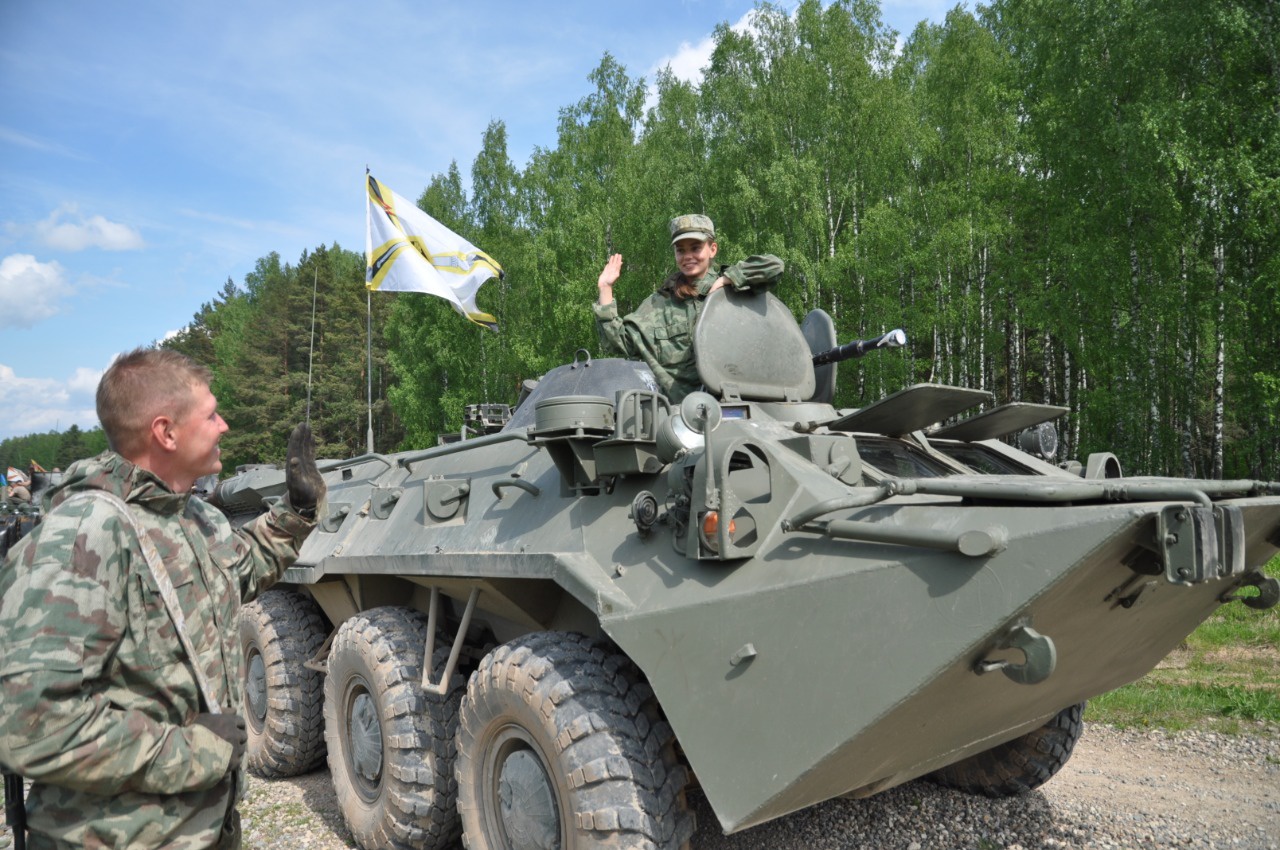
xmin=3 ymin=0 xmax=1277 ymax=483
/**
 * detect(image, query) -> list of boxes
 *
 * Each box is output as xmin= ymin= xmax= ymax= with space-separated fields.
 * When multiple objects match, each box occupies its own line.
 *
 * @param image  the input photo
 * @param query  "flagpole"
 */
xmin=367 ymin=288 xmax=374 ymax=454
xmin=365 ymin=165 xmax=375 ymax=455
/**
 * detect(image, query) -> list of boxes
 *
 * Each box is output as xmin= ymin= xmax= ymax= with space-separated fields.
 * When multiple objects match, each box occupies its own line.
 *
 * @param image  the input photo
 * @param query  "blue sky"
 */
xmin=0 ymin=0 xmax=952 ymax=441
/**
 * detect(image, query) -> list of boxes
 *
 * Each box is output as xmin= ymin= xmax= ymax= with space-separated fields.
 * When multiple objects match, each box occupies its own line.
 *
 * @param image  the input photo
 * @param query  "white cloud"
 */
xmin=35 ymin=204 xmax=145 ymax=252
xmin=645 ymin=10 xmax=763 ymax=113
xmin=650 ymin=9 xmax=762 ymax=84
xmin=67 ymin=366 xmax=105 ymax=395
xmin=0 ymin=363 xmax=100 ymax=439
xmin=657 ymin=34 xmax=721 ymax=85
xmin=0 ymin=365 xmax=66 ymax=406
xmin=0 ymin=254 xmax=72 ymax=329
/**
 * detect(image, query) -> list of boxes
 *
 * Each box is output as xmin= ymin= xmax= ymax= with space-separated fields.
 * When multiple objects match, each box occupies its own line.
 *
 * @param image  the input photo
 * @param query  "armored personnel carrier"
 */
xmin=0 ymin=502 xmax=39 ymax=561
xmin=214 ymin=289 xmax=1280 ymax=850
xmin=1 ymin=467 xmax=59 ymax=561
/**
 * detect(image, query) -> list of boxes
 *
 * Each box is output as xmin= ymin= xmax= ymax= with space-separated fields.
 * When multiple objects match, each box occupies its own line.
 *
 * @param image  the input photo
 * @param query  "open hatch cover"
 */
xmin=829 ymin=384 xmax=993 ymax=436
xmin=695 ymin=289 xmax=815 ymax=402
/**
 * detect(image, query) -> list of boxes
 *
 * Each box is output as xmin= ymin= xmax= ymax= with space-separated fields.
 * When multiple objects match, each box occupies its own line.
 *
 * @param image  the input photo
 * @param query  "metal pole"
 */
xmin=367 ymin=288 xmax=374 ymax=454
xmin=306 ymin=268 xmax=317 ymax=424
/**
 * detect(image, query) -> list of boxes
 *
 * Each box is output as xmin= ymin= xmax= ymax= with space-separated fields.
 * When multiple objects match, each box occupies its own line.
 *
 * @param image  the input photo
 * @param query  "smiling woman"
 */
xmin=592 ymin=213 xmax=785 ymax=403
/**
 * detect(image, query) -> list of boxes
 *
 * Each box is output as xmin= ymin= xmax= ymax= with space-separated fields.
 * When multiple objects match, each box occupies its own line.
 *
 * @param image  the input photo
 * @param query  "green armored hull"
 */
xmin=215 ymin=290 xmax=1279 ymax=849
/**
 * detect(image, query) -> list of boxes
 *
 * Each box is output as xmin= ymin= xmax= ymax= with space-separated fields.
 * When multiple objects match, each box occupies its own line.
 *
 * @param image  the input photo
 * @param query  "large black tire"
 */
xmin=240 ymin=588 xmax=329 ymax=778
xmin=324 ymin=606 xmax=465 ymax=850
xmin=455 ymin=632 xmax=694 ymax=850
xmin=928 ymin=701 xmax=1086 ymax=797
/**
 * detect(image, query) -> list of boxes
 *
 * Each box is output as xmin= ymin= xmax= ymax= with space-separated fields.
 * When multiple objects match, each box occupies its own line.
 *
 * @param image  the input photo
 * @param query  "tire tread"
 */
xmin=456 ymin=632 xmax=694 ymax=850
xmin=324 ymin=606 xmax=464 ymax=850
xmin=928 ymin=701 xmax=1085 ymax=798
xmin=241 ymin=588 xmax=328 ymax=778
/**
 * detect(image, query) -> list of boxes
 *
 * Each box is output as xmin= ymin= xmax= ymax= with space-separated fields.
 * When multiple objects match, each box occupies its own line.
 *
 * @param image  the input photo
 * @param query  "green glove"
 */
xmin=285 ymin=422 xmax=325 ymax=519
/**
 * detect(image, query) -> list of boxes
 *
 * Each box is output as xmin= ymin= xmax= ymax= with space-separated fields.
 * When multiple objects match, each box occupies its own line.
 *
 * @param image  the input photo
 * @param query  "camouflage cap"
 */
xmin=669 ymin=214 xmax=715 ymax=245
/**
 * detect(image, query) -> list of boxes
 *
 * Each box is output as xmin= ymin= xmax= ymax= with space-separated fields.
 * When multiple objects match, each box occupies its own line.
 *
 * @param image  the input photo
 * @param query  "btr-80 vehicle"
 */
xmin=1 ymin=467 xmax=60 ymax=561
xmin=213 ymin=289 xmax=1280 ymax=850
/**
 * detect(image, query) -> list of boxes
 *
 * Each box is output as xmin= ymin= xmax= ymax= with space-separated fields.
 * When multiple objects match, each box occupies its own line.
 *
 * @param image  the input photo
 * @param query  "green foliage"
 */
xmin=0 ymin=427 xmax=109 ymax=476
xmin=1087 ymin=680 xmax=1280 ymax=732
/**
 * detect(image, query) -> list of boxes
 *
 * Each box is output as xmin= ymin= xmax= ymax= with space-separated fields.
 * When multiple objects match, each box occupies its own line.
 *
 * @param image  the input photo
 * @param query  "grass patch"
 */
xmin=1085 ymin=556 xmax=1279 ymax=733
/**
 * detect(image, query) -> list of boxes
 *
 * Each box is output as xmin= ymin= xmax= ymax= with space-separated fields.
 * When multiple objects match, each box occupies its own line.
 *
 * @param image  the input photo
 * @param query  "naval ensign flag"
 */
xmin=365 ymin=173 xmax=501 ymax=331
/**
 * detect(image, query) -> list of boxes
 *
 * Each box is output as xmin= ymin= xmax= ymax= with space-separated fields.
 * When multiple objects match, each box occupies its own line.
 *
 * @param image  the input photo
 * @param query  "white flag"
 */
xmin=365 ymin=174 xmax=501 ymax=331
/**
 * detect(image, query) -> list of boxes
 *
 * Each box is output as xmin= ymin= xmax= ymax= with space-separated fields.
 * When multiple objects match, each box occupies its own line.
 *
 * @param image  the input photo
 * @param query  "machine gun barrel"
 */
xmin=812 ymin=328 xmax=906 ymax=366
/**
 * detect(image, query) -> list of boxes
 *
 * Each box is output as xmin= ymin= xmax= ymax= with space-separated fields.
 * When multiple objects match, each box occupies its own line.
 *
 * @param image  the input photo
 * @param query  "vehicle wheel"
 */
xmin=928 ymin=701 xmax=1085 ymax=797
xmin=240 ymin=588 xmax=329 ymax=778
xmin=456 ymin=631 xmax=694 ymax=850
xmin=324 ymin=606 xmax=465 ymax=850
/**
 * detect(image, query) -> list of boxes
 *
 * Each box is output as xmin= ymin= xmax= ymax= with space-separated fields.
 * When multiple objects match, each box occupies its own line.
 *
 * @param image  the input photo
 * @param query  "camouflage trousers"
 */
xmin=15 ymin=774 xmax=240 ymax=850
xmin=17 ymin=808 xmax=238 ymax=850
xmin=215 ymin=808 xmax=241 ymax=850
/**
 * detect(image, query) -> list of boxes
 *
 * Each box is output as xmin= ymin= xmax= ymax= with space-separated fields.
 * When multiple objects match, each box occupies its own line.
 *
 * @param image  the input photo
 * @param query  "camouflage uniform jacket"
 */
xmin=0 ymin=451 xmax=314 ymax=849
xmin=594 ymin=255 xmax=784 ymax=402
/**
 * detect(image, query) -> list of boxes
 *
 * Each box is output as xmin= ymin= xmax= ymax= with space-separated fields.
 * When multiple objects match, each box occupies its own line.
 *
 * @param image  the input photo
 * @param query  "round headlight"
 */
xmin=1018 ymin=421 xmax=1058 ymax=459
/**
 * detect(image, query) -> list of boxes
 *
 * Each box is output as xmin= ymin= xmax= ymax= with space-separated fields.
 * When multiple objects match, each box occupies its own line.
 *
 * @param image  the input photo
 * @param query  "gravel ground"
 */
xmin=3 ymin=722 xmax=1275 ymax=849
xmin=234 ymin=722 xmax=1277 ymax=850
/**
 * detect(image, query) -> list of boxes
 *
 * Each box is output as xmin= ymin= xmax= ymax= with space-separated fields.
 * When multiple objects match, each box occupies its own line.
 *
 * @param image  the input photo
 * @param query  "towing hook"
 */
xmin=974 ymin=623 xmax=1057 ymax=686
xmin=1219 ymin=572 xmax=1280 ymax=610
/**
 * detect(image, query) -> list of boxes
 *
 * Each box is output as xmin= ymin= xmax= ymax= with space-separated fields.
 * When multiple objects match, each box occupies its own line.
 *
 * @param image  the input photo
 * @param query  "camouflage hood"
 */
xmin=44 ymin=450 xmax=190 ymax=518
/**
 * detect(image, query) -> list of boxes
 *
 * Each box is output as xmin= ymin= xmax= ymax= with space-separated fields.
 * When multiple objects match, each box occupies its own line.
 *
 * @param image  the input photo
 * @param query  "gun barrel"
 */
xmin=812 ymin=329 xmax=906 ymax=366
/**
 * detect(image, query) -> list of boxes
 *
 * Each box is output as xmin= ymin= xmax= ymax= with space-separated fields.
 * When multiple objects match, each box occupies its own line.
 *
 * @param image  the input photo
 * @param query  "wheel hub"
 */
xmin=349 ymin=690 xmax=383 ymax=788
xmin=246 ymin=649 xmax=267 ymax=724
xmin=497 ymin=748 xmax=559 ymax=850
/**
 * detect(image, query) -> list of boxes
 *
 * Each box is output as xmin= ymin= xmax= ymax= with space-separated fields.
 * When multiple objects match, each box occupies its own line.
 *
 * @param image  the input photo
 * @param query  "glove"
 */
xmin=285 ymin=422 xmax=325 ymax=519
xmin=193 ymin=710 xmax=247 ymax=765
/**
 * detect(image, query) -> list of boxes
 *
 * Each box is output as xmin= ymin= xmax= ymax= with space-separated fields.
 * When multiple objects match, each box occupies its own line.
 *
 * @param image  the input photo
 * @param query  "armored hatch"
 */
xmin=694 ymin=288 xmax=816 ymax=402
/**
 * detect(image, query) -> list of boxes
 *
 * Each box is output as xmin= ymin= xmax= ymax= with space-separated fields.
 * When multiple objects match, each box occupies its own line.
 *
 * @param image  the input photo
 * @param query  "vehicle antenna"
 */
xmin=306 ymin=267 xmax=318 ymax=425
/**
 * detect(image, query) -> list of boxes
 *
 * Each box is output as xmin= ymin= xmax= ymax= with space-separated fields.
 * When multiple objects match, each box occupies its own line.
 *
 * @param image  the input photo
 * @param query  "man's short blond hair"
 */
xmin=96 ymin=348 xmax=214 ymax=456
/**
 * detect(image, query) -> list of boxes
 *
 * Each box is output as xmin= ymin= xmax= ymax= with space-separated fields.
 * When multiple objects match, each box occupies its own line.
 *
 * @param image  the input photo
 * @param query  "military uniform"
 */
xmin=4 ymin=484 xmax=31 ymax=503
xmin=594 ymin=254 xmax=784 ymax=402
xmin=0 ymin=451 xmax=314 ymax=849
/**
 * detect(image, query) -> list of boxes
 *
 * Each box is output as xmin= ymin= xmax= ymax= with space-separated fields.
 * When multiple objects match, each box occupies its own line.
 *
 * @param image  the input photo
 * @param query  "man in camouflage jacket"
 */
xmin=594 ymin=214 xmax=784 ymax=403
xmin=0 ymin=348 xmax=325 ymax=849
